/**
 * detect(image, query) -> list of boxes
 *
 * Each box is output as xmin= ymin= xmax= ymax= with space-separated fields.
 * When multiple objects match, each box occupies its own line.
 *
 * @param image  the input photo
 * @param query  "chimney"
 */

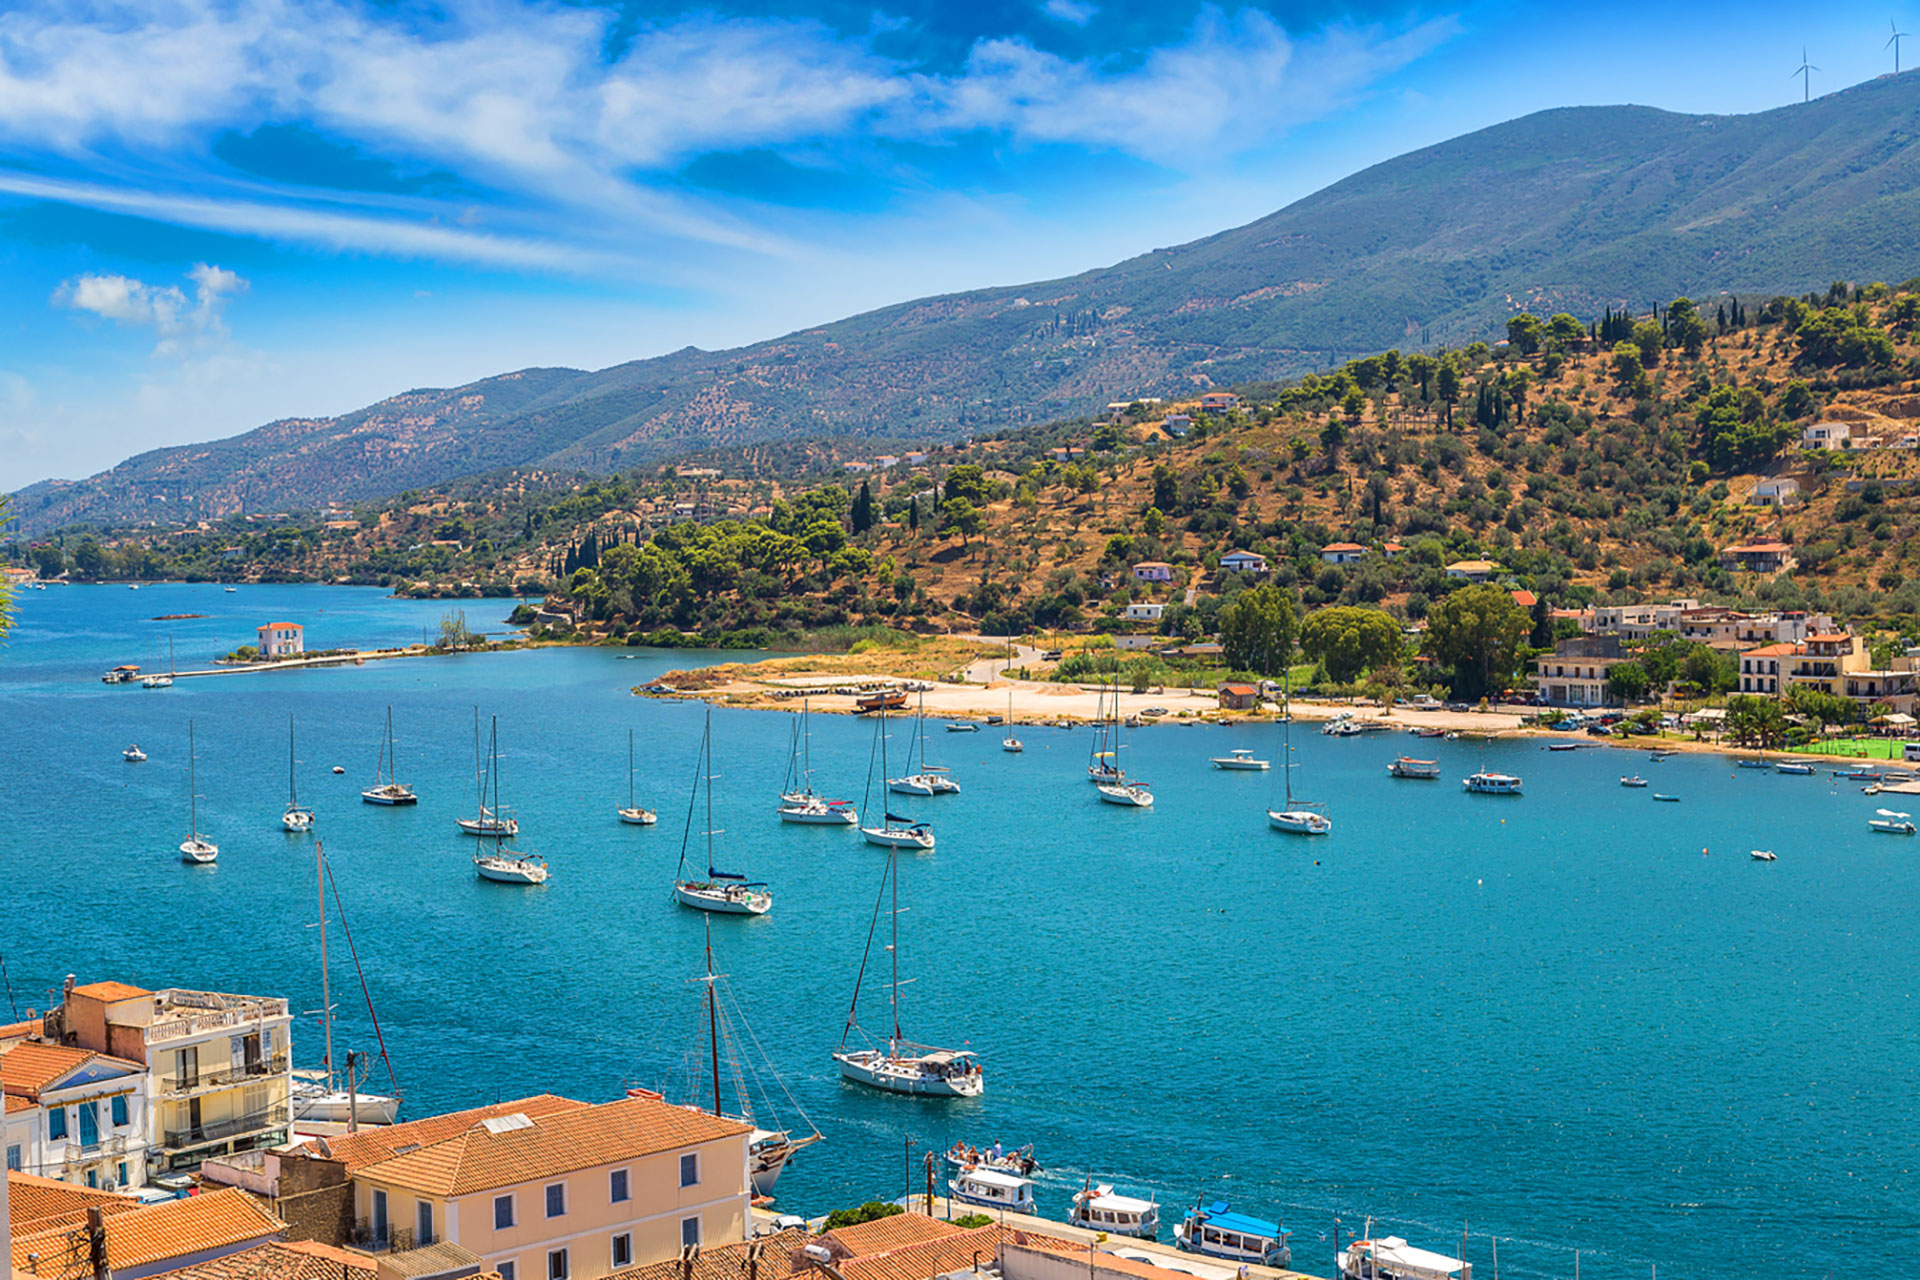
xmin=64 ymin=975 xmax=76 ymax=1001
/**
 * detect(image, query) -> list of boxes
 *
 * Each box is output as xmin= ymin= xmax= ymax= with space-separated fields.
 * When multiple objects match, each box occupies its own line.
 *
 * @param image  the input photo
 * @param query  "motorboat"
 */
xmin=948 ymin=1168 xmax=1035 ymax=1215
xmin=674 ymin=709 xmax=772 ymax=914
xmin=1338 ymin=1232 xmax=1471 ymax=1280
xmin=102 ymin=665 xmax=140 ymax=684
xmin=945 ymin=722 xmax=979 ymax=733
xmin=1737 ymin=758 xmax=1772 ymax=769
xmin=1750 ymin=848 xmax=1777 ymax=861
xmin=779 ymin=796 xmax=859 ymax=825
xmin=1388 ymin=756 xmax=1441 ymax=779
xmin=123 ymin=744 xmax=147 ymax=763
xmin=1776 ymin=762 xmax=1815 ymax=775
xmin=1098 ymin=781 xmax=1154 ymax=807
xmin=833 ymin=836 xmax=981 ymax=1097
xmin=1620 ymin=775 xmax=1648 ymax=788
xmin=1210 ymin=749 xmax=1270 ymax=770
xmin=361 ymin=707 xmax=417 ymax=805
xmin=1869 ymin=808 xmax=1917 ymax=834
xmin=1069 ymin=1184 xmax=1159 ymax=1238
xmin=1651 ymin=749 xmax=1679 ymax=760
xmin=1462 ymin=771 xmax=1522 ymax=794
xmin=944 ymin=1141 xmax=1038 ymax=1176
xmin=1410 ymin=727 xmax=1447 ymax=739
xmin=1175 ymin=1203 xmax=1291 ymax=1268
xmin=179 ymin=720 xmax=217 ymax=865
xmin=281 ymin=715 xmax=315 ymax=832
xmin=619 ymin=724 xmax=659 ymax=824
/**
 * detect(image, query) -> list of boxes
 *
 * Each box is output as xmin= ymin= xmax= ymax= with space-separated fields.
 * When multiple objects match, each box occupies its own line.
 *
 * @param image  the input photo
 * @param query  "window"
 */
xmin=548 ymin=1250 xmax=569 ymax=1280
xmin=118 ymin=1162 xmax=128 ymax=1187
xmin=86 ymin=1170 xmax=98 ymax=1188
xmin=49 ymin=1108 xmax=67 ymax=1140
xmin=680 ymin=1217 xmax=700 ymax=1248
xmin=612 ymin=1235 xmax=632 ymax=1268
xmin=499 ymin=1264 xmax=515 ymax=1280
xmin=609 ymin=1169 xmax=629 ymax=1203
xmin=679 ymin=1153 xmax=699 ymax=1188
xmin=417 ymin=1200 xmax=434 ymax=1246
xmin=545 ymin=1183 xmax=566 ymax=1218
xmin=5 ymin=1146 xmax=19 ymax=1173
xmin=111 ymin=1095 xmax=128 ymax=1127
xmin=495 ymin=1195 xmax=516 ymax=1230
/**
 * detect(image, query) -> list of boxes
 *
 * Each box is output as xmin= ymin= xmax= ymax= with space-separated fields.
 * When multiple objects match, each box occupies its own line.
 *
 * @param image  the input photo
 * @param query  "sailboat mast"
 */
xmin=889 ymin=845 xmax=901 ymax=1045
xmin=288 ymin=714 xmax=297 ymax=807
xmin=188 ymin=720 xmax=197 ymax=833
xmin=490 ymin=717 xmax=504 ymax=851
xmin=316 ymin=841 xmax=335 ymax=1089
xmin=1283 ymin=671 xmax=1294 ymax=809
xmin=803 ymin=699 xmax=812 ymax=790
xmin=705 ymin=920 xmax=722 ymax=1118
xmin=628 ymin=729 xmax=635 ymax=809
xmin=705 ymin=710 xmax=715 ymax=874
xmin=473 ymin=708 xmax=483 ymax=813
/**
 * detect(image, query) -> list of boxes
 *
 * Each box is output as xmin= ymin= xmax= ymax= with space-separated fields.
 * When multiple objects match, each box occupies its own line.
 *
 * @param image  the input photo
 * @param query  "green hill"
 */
xmin=16 ymin=72 xmax=1920 ymax=534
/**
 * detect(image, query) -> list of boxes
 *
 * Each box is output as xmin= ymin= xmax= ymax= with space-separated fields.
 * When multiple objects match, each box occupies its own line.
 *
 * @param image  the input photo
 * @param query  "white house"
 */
xmin=256 ymin=622 xmax=304 ymax=658
xmin=1751 ymin=478 xmax=1801 ymax=507
xmin=1124 ymin=603 xmax=1165 ymax=623
xmin=2 ymin=1039 xmax=152 ymax=1190
xmin=1319 ymin=542 xmax=1366 ymax=564
xmin=1198 ymin=393 xmax=1240 ymax=413
xmin=1132 ymin=561 xmax=1173 ymax=583
xmin=1219 ymin=550 xmax=1268 ymax=574
xmin=1445 ymin=559 xmax=1499 ymax=582
xmin=1802 ymin=421 xmax=1855 ymax=449
xmin=1161 ymin=414 xmax=1192 ymax=438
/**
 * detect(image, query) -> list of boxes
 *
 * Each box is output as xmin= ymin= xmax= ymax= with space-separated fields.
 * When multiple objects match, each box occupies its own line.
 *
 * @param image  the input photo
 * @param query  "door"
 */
xmin=178 ymin=1046 xmax=199 ymax=1088
xmin=78 ymin=1100 xmax=99 ymax=1150
xmin=187 ymin=1096 xmax=202 ymax=1140
xmin=243 ymin=1033 xmax=262 ymax=1074
xmin=372 ymin=1189 xmax=389 ymax=1243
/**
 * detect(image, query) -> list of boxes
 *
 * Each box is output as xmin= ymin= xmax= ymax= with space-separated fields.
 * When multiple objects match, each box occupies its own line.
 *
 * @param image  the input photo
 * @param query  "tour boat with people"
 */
xmin=948 ymin=1167 xmax=1036 ymax=1215
xmin=361 ymin=707 xmax=418 ymax=805
xmin=1462 ymin=771 xmax=1522 ymax=794
xmin=1269 ymin=676 xmax=1330 ymax=834
xmin=673 ymin=709 xmax=771 ymax=914
xmin=1338 ymin=1230 xmax=1472 ymax=1280
xmin=1175 ymin=1202 xmax=1291 ymax=1268
xmin=833 ymin=838 xmax=981 ymax=1097
xmin=1210 ymin=748 xmax=1270 ymax=770
xmin=1869 ymin=808 xmax=1917 ymax=834
xmin=944 ymin=1140 xmax=1038 ymax=1176
xmin=1388 ymin=756 xmax=1441 ymax=779
xmin=1069 ymin=1183 xmax=1160 ymax=1238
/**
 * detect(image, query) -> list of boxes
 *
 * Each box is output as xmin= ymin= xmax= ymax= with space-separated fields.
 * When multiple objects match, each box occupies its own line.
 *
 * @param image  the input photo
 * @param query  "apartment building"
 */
xmin=42 ymin=978 xmax=294 ymax=1175
xmin=1 ymin=1040 xmax=151 ymax=1189
xmin=349 ymin=1093 xmax=752 ymax=1280
xmin=1533 ymin=636 xmax=1633 ymax=707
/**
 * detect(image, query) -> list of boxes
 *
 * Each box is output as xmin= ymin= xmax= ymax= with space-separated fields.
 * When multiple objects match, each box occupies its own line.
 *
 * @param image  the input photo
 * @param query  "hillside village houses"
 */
xmin=1319 ymin=542 xmax=1367 ymax=564
xmin=1444 ymin=559 xmax=1498 ymax=582
xmin=1751 ymin=478 xmax=1801 ymax=507
xmin=1130 ymin=560 xmax=1173 ymax=583
xmin=1197 ymin=392 xmax=1239 ymax=413
xmin=2 ymin=1033 xmax=151 ymax=1190
xmin=1218 ymin=550 xmax=1267 ymax=574
xmin=1801 ymin=421 xmax=1857 ymax=449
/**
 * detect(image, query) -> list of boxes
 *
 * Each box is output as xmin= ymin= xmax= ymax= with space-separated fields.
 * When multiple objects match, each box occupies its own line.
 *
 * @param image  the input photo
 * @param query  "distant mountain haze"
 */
xmin=15 ymin=72 xmax=1920 ymax=534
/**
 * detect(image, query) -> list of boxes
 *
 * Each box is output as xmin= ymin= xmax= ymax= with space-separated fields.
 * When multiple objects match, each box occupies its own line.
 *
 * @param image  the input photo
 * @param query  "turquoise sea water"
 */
xmin=2 ymin=584 xmax=1916 ymax=1280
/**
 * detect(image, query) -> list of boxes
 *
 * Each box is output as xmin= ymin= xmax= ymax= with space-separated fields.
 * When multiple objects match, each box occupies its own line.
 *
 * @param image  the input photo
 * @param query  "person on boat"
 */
xmin=991 ymin=1139 xmax=1003 ymax=1161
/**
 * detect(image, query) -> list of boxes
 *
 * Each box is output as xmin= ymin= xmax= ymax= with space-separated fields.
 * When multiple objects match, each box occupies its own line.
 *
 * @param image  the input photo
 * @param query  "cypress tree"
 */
xmin=908 ymin=496 xmax=920 ymax=532
xmin=851 ymin=480 xmax=875 ymax=534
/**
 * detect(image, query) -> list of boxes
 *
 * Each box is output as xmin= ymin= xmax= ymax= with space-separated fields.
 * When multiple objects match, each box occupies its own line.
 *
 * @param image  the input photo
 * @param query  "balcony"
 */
xmin=146 ymin=992 xmax=290 ymax=1045
xmin=157 ymin=1055 xmax=289 ymax=1097
xmin=162 ymin=1104 xmax=290 ymax=1151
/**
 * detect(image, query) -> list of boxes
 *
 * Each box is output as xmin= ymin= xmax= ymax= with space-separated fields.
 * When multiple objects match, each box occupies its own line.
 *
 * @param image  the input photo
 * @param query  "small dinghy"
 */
xmin=1750 ymin=849 xmax=1777 ymax=861
xmin=1652 ymin=793 xmax=1680 ymax=802
xmin=1869 ymin=808 xmax=1917 ymax=834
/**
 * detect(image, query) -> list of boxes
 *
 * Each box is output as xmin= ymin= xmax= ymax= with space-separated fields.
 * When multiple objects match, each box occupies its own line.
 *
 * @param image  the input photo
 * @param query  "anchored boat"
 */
xmin=282 ymin=714 xmax=314 ymax=832
xmin=618 ymin=727 xmax=658 ymax=825
xmin=948 ymin=1167 xmax=1035 ymax=1214
xmin=1069 ymin=1182 xmax=1159 ymax=1238
xmin=178 ymin=719 xmax=218 ymax=865
xmin=1338 ymin=1231 xmax=1471 ymax=1280
xmin=471 ymin=717 xmax=550 ymax=885
xmin=1210 ymin=748 xmax=1270 ymax=771
xmin=1869 ymin=808 xmax=1917 ymax=834
xmin=672 ymin=710 xmax=770 ymax=914
xmin=1175 ymin=1202 xmax=1290 ymax=1268
xmin=1463 ymin=771 xmax=1523 ymax=795
xmin=778 ymin=700 xmax=857 ymax=825
xmin=1388 ymin=756 xmax=1441 ymax=779
xmin=1269 ymin=676 xmax=1329 ymax=833
xmin=860 ymin=710 xmax=935 ymax=849
xmin=361 ymin=707 xmax=418 ymax=805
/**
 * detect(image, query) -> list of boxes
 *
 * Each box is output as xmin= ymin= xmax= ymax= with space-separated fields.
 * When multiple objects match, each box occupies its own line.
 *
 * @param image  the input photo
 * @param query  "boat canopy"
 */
xmin=961 ymin=1168 xmax=1032 ymax=1190
xmin=919 ymin=1049 xmax=977 ymax=1065
xmin=1195 ymin=1206 xmax=1285 ymax=1239
xmin=1086 ymin=1192 xmax=1155 ymax=1213
xmin=884 ymin=813 xmax=928 ymax=827
xmin=1356 ymin=1237 xmax=1466 ymax=1276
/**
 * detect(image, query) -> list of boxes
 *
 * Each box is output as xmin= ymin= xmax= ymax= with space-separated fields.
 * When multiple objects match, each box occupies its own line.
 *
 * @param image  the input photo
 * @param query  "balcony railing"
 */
xmin=157 ymin=1056 xmax=289 ymax=1096
xmin=349 ymin=1222 xmax=417 ymax=1254
xmin=162 ymin=1104 xmax=289 ymax=1150
xmin=147 ymin=994 xmax=290 ymax=1043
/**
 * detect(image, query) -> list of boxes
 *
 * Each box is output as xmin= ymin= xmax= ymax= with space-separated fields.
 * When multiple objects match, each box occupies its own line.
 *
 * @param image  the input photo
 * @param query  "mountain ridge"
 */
xmin=14 ymin=72 xmax=1920 ymax=535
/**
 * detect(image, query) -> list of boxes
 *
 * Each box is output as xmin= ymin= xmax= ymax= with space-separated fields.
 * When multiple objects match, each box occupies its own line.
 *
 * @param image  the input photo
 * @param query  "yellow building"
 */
xmin=350 ymin=1093 xmax=751 ymax=1280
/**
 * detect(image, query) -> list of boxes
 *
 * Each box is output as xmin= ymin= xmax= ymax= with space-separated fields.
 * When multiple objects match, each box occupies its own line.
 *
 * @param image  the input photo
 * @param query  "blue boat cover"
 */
xmin=1194 ymin=1208 xmax=1286 ymax=1239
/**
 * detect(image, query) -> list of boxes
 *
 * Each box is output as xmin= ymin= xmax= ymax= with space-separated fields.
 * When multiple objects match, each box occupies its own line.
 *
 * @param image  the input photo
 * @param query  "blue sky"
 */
xmin=1 ymin=0 xmax=1915 ymax=490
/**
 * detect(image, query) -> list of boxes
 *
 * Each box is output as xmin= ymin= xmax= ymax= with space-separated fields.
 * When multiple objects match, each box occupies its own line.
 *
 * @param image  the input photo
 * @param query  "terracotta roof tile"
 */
xmin=838 ymin=1225 xmax=1009 ymax=1280
xmin=7 ymin=1172 xmax=142 ymax=1233
xmin=818 ymin=1214 xmax=963 ymax=1258
xmin=1005 ymin=1242 xmax=1190 ymax=1280
xmin=319 ymin=1095 xmax=587 ymax=1173
xmin=70 ymin=982 xmax=152 ymax=1002
xmin=12 ymin=1187 xmax=284 ymax=1279
xmin=0 ymin=1018 xmax=45 ymax=1040
xmin=148 ymin=1241 xmax=374 ymax=1280
xmin=1742 ymin=643 xmax=1801 ymax=657
xmin=356 ymin=1095 xmax=750 ymax=1198
xmin=1 ymin=1042 xmax=101 ymax=1099
xmin=606 ymin=1230 xmax=809 ymax=1280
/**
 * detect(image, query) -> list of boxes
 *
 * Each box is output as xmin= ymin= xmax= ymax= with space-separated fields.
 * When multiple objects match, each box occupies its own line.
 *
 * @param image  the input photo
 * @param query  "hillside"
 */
xmin=16 ymin=71 xmax=1920 ymax=535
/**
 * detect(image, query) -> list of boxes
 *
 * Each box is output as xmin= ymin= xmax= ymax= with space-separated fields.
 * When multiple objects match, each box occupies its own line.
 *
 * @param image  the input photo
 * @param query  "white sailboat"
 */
xmin=778 ymin=700 xmax=857 ymax=825
xmin=832 ymin=841 xmax=982 ymax=1097
xmin=282 ymin=714 xmax=314 ymax=831
xmin=1001 ymin=690 xmax=1023 ymax=753
xmin=457 ymin=707 xmax=518 ymax=834
xmin=1095 ymin=682 xmax=1153 ymax=806
xmin=292 ymin=841 xmax=402 ymax=1125
xmin=860 ymin=710 xmax=935 ymax=849
xmin=1088 ymin=682 xmax=1123 ymax=785
xmin=673 ymin=710 xmax=772 ymax=913
xmin=618 ymin=728 xmax=658 ymax=825
xmin=470 ymin=717 xmax=550 ymax=884
xmin=361 ymin=707 xmax=418 ymax=805
xmin=179 ymin=720 xmax=218 ymax=864
xmin=1267 ymin=678 xmax=1330 ymax=834
xmin=123 ymin=744 xmax=146 ymax=763
xmin=142 ymin=634 xmax=175 ymax=689
xmin=888 ymin=693 xmax=960 ymax=795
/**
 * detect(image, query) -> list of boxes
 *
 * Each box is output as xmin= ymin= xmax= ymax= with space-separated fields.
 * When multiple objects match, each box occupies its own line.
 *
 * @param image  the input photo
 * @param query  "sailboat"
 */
xmin=456 ymin=708 xmax=518 ymax=834
xmin=832 ymin=841 xmax=982 ymax=1096
xmin=887 ymin=693 xmax=960 ymax=795
xmin=472 ymin=717 xmax=550 ymax=884
xmin=859 ymin=710 xmax=935 ymax=849
xmin=778 ymin=701 xmax=857 ymax=825
xmin=1095 ymin=680 xmax=1153 ymax=806
xmin=179 ymin=720 xmax=218 ymax=864
xmin=292 ymin=841 xmax=402 ymax=1124
xmin=1088 ymin=682 xmax=1123 ymax=784
xmin=618 ymin=728 xmax=658 ymax=825
xmin=1267 ymin=677 xmax=1331 ymax=834
xmin=1001 ymin=690 xmax=1023 ymax=754
xmin=675 ymin=920 xmax=822 ymax=1195
xmin=361 ymin=707 xmax=418 ymax=805
xmin=142 ymin=634 xmax=175 ymax=689
xmin=673 ymin=710 xmax=772 ymax=913
xmin=282 ymin=714 xmax=314 ymax=831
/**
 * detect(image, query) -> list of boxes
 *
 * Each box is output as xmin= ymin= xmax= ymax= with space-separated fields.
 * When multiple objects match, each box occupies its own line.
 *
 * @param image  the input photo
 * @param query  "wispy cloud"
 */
xmin=55 ymin=262 xmax=249 ymax=356
xmin=1043 ymin=0 xmax=1099 ymax=27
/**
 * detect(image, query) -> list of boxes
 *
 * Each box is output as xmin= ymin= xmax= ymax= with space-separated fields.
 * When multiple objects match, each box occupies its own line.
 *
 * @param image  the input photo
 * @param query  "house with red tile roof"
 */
xmin=2 ymin=1039 xmax=151 ymax=1191
xmin=11 ymin=1185 xmax=284 ymax=1280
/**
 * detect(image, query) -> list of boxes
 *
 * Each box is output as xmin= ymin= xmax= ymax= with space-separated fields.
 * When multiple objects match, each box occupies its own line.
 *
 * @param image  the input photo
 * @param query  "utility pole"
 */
xmin=87 ymin=1206 xmax=112 ymax=1280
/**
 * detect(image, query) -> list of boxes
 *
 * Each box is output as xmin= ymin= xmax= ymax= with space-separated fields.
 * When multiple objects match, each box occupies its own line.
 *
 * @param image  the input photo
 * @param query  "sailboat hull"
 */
xmin=675 ymin=882 xmax=772 ymax=914
xmin=862 ymin=826 xmax=935 ymax=849
xmin=886 ymin=776 xmax=936 ymax=796
xmin=618 ymin=808 xmax=658 ymax=825
xmin=1268 ymin=809 xmax=1332 ymax=834
xmin=361 ymin=786 xmax=417 ymax=806
xmin=281 ymin=808 xmax=314 ymax=832
xmin=180 ymin=839 xmax=218 ymax=864
xmin=291 ymin=1080 xmax=401 ymax=1125
xmin=749 ymin=1130 xmax=819 ymax=1196
xmin=474 ymin=854 xmax=549 ymax=884
xmin=833 ymin=1050 xmax=983 ymax=1097
xmin=456 ymin=816 xmax=518 ymax=835
xmin=779 ymin=804 xmax=859 ymax=825
xmin=1096 ymin=784 xmax=1153 ymax=806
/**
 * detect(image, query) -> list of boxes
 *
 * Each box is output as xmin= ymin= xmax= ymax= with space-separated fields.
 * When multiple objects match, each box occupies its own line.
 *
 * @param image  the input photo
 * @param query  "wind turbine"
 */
xmin=1793 ymin=46 xmax=1819 ymax=101
xmin=1891 ymin=20 xmax=1911 ymax=74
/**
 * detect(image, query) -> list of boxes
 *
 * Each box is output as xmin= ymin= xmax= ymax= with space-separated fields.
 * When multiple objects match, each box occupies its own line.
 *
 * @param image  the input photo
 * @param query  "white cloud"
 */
xmin=55 ymin=262 xmax=249 ymax=356
xmin=1043 ymin=0 xmax=1098 ymax=26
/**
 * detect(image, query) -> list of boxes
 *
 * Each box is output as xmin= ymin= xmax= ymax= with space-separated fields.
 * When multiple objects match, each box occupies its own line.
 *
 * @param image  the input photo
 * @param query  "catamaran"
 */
xmin=361 ymin=707 xmax=418 ymax=805
xmin=861 ymin=710 xmax=935 ymax=849
xmin=282 ymin=714 xmax=314 ymax=831
xmin=618 ymin=727 xmax=658 ymax=825
xmin=673 ymin=710 xmax=772 ymax=913
xmin=833 ymin=840 xmax=982 ymax=1096
xmin=1002 ymin=690 xmax=1023 ymax=754
xmin=292 ymin=841 xmax=402 ymax=1124
xmin=1096 ymin=683 xmax=1153 ymax=806
xmin=778 ymin=700 xmax=857 ymax=825
xmin=888 ymin=694 xmax=960 ymax=795
xmin=457 ymin=708 xmax=518 ymax=834
xmin=1268 ymin=678 xmax=1330 ymax=834
xmin=471 ymin=717 xmax=550 ymax=884
xmin=179 ymin=720 xmax=218 ymax=864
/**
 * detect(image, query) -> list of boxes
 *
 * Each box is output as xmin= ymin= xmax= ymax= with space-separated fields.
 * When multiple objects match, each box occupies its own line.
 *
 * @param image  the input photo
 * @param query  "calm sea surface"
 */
xmin=2 ymin=585 xmax=1915 ymax=1279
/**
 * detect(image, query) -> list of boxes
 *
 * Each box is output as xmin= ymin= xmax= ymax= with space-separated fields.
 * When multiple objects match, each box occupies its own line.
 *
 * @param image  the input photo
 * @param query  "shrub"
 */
xmin=822 ymin=1202 xmax=903 ymax=1232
